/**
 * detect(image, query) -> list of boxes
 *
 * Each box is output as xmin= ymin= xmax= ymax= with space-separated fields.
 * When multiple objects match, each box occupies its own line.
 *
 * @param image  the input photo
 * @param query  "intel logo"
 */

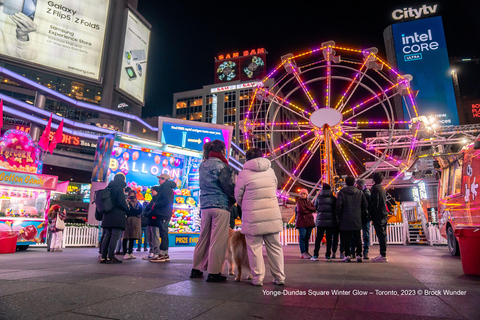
xmin=401 ymin=30 xmax=439 ymax=54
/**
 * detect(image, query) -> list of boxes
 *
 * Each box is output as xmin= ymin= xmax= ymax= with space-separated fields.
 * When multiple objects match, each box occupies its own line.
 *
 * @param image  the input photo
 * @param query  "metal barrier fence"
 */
xmin=427 ymin=224 xmax=448 ymax=245
xmin=369 ymin=223 xmax=406 ymax=245
xmin=31 ymin=224 xmax=446 ymax=248
xmin=33 ymin=226 xmax=99 ymax=248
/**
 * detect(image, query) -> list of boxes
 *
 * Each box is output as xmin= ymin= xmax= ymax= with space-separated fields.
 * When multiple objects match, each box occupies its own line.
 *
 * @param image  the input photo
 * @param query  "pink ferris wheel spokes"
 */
xmin=242 ymin=41 xmax=419 ymax=197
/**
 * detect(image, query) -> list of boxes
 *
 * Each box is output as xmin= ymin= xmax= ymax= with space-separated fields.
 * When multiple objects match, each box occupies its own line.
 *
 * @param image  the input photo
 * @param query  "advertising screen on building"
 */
xmin=161 ymin=122 xmax=231 ymax=156
xmin=117 ymin=9 xmax=150 ymax=105
xmin=0 ymin=0 xmax=110 ymax=81
xmin=214 ymin=49 xmax=266 ymax=84
xmin=392 ymin=16 xmax=459 ymax=125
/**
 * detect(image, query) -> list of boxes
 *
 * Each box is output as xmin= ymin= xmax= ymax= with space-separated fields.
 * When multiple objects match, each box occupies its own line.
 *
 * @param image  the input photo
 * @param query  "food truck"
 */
xmin=0 ymin=129 xmax=63 ymax=251
xmin=437 ymin=137 xmax=480 ymax=256
xmin=89 ymin=118 xmax=233 ymax=246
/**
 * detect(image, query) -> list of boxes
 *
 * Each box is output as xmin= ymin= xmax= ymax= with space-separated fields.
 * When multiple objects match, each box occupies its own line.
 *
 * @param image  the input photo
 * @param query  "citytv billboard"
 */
xmin=392 ymin=16 xmax=459 ymax=125
xmin=0 ymin=0 xmax=110 ymax=82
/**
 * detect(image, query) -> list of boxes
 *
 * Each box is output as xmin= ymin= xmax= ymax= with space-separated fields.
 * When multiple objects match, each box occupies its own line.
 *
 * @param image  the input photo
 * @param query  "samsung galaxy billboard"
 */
xmin=0 ymin=0 xmax=110 ymax=82
xmin=392 ymin=16 xmax=459 ymax=125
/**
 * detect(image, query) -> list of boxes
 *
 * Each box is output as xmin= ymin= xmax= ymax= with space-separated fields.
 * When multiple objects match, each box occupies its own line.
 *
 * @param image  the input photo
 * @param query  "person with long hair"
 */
xmin=123 ymin=190 xmax=143 ymax=260
xmin=47 ymin=205 xmax=67 ymax=252
xmin=190 ymin=140 xmax=235 ymax=282
xmin=296 ymin=189 xmax=316 ymax=259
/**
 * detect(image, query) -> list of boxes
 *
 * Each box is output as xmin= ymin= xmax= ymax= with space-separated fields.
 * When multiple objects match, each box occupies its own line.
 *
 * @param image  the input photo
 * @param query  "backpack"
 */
xmin=93 ymin=188 xmax=113 ymax=216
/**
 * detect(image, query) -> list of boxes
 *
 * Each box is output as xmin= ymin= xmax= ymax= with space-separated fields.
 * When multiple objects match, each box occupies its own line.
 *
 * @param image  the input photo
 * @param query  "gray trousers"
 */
xmin=245 ymin=233 xmax=285 ymax=284
xmin=147 ymin=226 xmax=160 ymax=255
xmin=192 ymin=208 xmax=230 ymax=274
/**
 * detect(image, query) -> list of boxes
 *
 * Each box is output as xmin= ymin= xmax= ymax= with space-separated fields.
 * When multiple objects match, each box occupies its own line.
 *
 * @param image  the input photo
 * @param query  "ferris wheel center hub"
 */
xmin=309 ymin=108 xmax=343 ymax=129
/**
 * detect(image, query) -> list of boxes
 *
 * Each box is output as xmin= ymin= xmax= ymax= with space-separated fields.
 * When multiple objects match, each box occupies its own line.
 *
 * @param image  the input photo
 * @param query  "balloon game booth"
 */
xmin=0 ymin=129 xmax=67 ymax=253
xmin=89 ymin=118 xmax=233 ymax=247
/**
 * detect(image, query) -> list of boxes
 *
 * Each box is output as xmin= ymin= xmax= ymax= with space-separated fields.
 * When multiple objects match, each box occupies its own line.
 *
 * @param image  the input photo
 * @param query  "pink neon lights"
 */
xmin=242 ymin=42 xmax=419 ymax=197
xmin=288 ymin=60 xmax=319 ymax=110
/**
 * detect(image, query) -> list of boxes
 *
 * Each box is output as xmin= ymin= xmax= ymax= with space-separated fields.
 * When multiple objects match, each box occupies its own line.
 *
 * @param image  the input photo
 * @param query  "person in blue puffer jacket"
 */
xmin=190 ymin=140 xmax=235 ymax=282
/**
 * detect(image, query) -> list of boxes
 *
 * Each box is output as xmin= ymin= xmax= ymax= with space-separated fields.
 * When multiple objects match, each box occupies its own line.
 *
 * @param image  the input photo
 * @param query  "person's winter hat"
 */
xmin=156 ymin=173 xmax=170 ymax=180
xmin=356 ymin=179 xmax=366 ymax=188
xmin=300 ymin=188 xmax=309 ymax=195
xmin=152 ymin=186 xmax=162 ymax=193
xmin=114 ymin=172 xmax=126 ymax=182
xmin=51 ymin=204 xmax=61 ymax=211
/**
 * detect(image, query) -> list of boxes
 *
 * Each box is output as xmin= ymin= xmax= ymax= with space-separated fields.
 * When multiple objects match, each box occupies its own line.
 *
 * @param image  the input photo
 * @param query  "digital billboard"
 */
xmin=108 ymin=147 xmax=184 ymax=188
xmin=161 ymin=122 xmax=230 ymax=155
xmin=117 ymin=9 xmax=150 ymax=105
xmin=392 ymin=16 xmax=459 ymax=125
xmin=214 ymin=49 xmax=266 ymax=84
xmin=0 ymin=0 xmax=110 ymax=81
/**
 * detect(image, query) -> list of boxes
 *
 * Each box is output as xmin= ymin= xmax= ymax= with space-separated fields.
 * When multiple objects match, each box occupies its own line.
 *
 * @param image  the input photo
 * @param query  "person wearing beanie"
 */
xmin=143 ymin=185 xmax=161 ymax=261
xmin=296 ymin=188 xmax=316 ymax=259
xmin=148 ymin=174 xmax=176 ymax=263
xmin=100 ymin=173 xmax=129 ymax=264
xmin=369 ymin=173 xmax=389 ymax=262
xmin=336 ymin=176 xmax=368 ymax=263
xmin=355 ymin=179 xmax=371 ymax=259
xmin=311 ymin=183 xmax=337 ymax=262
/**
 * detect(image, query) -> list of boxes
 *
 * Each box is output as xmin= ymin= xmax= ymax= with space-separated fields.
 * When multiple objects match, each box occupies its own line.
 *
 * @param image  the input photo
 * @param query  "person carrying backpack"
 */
xmin=100 ymin=173 xmax=129 ymax=264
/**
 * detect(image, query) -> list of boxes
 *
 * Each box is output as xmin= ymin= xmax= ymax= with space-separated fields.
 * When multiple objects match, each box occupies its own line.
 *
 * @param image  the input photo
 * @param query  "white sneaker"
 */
xmin=356 ymin=256 xmax=363 ymax=263
xmin=130 ymin=254 xmax=136 ymax=259
xmin=301 ymin=252 xmax=310 ymax=259
xmin=124 ymin=253 xmax=132 ymax=260
xmin=342 ymin=256 xmax=351 ymax=263
xmin=371 ymin=255 xmax=388 ymax=262
xmin=142 ymin=253 xmax=154 ymax=260
xmin=273 ymin=279 xmax=285 ymax=285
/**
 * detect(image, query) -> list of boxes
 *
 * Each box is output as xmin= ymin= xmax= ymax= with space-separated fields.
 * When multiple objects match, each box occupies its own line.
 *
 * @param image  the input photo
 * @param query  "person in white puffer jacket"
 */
xmin=235 ymin=148 xmax=285 ymax=286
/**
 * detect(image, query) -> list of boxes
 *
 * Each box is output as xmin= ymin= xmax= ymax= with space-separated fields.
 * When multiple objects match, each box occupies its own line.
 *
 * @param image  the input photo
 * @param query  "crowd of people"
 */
xmin=46 ymin=139 xmax=388 ymax=285
xmin=296 ymin=173 xmax=389 ymax=263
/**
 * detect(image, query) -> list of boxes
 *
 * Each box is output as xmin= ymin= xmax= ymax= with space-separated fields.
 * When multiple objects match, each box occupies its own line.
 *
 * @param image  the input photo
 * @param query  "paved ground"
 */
xmin=0 ymin=244 xmax=479 ymax=320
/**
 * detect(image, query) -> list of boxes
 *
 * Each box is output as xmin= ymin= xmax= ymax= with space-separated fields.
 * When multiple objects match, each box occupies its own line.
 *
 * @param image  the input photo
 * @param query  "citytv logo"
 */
xmin=392 ymin=4 xmax=438 ymax=20
xmin=400 ymin=29 xmax=439 ymax=60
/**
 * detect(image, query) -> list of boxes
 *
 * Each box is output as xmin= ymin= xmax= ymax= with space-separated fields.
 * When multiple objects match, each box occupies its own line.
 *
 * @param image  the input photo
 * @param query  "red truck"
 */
xmin=437 ymin=137 xmax=480 ymax=256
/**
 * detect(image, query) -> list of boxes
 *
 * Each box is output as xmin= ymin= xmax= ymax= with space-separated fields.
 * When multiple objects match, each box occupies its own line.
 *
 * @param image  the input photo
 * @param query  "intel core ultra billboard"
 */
xmin=392 ymin=16 xmax=459 ymax=125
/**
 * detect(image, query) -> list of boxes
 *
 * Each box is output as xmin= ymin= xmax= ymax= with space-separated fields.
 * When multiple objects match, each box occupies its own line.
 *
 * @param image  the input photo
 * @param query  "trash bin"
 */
xmin=0 ymin=231 xmax=19 ymax=254
xmin=454 ymin=227 xmax=480 ymax=276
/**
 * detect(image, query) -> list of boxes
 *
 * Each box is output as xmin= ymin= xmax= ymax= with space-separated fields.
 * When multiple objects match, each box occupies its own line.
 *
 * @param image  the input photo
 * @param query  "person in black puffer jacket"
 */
xmin=336 ymin=176 xmax=368 ymax=263
xmin=100 ymin=173 xmax=129 ymax=264
xmin=311 ymin=183 xmax=337 ymax=261
xmin=146 ymin=174 xmax=176 ymax=263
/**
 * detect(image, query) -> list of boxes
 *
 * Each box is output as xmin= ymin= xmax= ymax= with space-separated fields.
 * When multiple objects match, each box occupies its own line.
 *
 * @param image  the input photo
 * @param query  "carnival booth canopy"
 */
xmin=0 ymin=129 xmax=66 ymax=250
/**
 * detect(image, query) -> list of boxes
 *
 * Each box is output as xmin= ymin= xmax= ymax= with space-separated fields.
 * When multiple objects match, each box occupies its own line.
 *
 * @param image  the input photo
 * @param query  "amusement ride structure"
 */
xmin=241 ymin=41 xmax=424 ymax=199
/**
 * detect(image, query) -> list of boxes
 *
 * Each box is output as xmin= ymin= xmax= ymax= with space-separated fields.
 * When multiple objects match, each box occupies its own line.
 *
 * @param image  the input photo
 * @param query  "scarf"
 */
xmin=208 ymin=151 xmax=228 ymax=165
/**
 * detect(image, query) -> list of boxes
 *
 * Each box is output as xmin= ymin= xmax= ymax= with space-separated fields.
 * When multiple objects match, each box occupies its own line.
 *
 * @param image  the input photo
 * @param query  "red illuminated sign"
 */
xmin=217 ymin=48 xmax=266 ymax=61
xmin=472 ymin=104 xmax=480 ymax=118
xmin=15 ymin=126 xmax=81 ymax=146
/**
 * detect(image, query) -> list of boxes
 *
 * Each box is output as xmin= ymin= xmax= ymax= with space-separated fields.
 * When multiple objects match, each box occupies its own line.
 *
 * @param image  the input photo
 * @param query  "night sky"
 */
xmin=137 ymin=0 xmax=480 ymax=118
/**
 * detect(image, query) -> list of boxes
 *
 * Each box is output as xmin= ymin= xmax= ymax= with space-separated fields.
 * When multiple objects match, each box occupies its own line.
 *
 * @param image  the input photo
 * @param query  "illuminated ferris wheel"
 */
xmin=242 ymin=41 xmax=420 ymax=197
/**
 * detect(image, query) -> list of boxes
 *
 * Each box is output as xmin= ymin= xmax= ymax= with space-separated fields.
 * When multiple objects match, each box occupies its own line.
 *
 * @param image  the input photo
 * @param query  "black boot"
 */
xmin=206 ymin=273 xmax=227 ymax=282
xmin=190 ymin=268 xmax=203 ymax=278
